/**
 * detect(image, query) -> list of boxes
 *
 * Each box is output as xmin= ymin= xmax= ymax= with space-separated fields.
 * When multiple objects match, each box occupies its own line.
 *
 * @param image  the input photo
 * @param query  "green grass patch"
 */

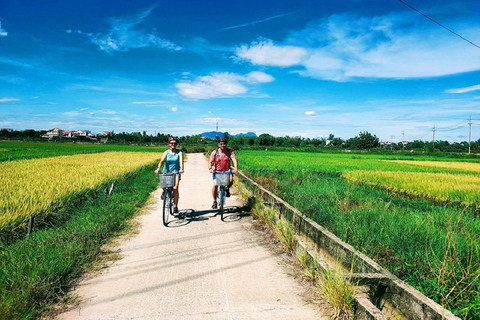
xmin=0 ymin=166 xmax=159 ymax=319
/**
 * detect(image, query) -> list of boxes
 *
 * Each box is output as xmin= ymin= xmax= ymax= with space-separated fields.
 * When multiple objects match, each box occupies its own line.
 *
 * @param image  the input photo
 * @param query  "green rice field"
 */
xmin=239 ymin=150 xmax=480 ymax=319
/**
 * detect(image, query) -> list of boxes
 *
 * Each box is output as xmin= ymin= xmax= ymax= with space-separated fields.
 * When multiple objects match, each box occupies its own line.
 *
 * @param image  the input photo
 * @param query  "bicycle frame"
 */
xmin=214 ymin=170 xmax=231 ymax=221
xmin=160 ymin=172 xmax=177 ymax=226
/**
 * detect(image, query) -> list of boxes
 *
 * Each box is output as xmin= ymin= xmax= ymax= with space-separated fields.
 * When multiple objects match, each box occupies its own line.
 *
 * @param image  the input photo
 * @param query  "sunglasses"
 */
xmin=170 ymin=142 xmax=177 ymax=145
xmin=219 ymin=143 xmax=226 ymax=146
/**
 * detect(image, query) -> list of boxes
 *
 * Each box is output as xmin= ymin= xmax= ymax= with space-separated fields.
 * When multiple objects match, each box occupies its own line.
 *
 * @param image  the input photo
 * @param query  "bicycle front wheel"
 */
xmin=219 ymin=186 xmax=225 ymax=221
xmin=163 ymin=189 xmax=173 ymax=226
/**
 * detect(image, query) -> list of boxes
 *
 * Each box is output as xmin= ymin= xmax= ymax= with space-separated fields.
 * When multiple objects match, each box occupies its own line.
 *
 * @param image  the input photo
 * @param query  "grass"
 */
xmin=317 ymin=265 xmax=356 ymax=319
xmin=239 ymin=150 xmax=480 ymax=319
xmin=0 ymin=165 xmax=159 ymax=319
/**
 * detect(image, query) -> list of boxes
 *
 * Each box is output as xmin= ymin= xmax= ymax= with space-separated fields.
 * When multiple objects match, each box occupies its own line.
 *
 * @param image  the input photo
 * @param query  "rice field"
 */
xmin=239 ymin=150 xmax=480 ymax=318
xmin=343 ymin=170 xmax=480 ymax=208
xmin=0 ymin=151 xmax=160 ymax=236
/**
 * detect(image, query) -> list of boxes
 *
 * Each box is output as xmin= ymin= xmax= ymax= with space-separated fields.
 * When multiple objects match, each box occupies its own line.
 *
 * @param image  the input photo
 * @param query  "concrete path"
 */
xmin=57 ymin=153 xmax=329 ymax=320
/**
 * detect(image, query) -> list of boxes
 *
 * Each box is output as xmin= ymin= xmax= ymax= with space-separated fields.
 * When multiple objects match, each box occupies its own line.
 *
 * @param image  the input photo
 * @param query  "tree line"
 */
xmin=1 ymin=129 xmax=479 ymax=153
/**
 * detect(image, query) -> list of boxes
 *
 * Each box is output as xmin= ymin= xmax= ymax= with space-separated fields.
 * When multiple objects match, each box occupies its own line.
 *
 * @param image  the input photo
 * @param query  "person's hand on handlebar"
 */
xmin=179 ymin=169 xmax=185 ymax=174
xmin=231 ymin=168 xmax=238 ymax=174
xmin=154 ymin=168 xmax=161 ymax=175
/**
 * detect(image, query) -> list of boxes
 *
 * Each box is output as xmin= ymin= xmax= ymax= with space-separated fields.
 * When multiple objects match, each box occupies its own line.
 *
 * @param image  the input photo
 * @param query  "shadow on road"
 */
xmin=166 ymin=204 xmax=251 ymax=227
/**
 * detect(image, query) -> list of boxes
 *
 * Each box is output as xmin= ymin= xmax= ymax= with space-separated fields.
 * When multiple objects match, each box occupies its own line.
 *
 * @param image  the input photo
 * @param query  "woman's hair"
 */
xmin=168 ymin=136 xmax=179 ymax=143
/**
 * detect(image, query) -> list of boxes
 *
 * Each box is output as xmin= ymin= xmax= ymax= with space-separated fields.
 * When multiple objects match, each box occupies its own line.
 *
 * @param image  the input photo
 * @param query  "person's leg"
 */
xmin=173 ymin=175 xmax=180 ymax=212
xmin=226 ymin=174 xmax=233 ymax=197
xmin=161 ymin=187 xmax=166 ymax=199
xmin=212 ymin=180 xmax=218 ymax=208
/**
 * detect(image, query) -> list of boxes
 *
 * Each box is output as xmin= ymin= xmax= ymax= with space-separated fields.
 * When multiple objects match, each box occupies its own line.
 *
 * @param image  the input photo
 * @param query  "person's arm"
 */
xmin=179 ymin=151 xmax=184 ymax=173
xmin=208 ymin=151 xmax=215 ymax=172
xmin=231 ymin=151 xmax=238 ymax=174
xmin=154 ymin=151 xmax=167 ymax=174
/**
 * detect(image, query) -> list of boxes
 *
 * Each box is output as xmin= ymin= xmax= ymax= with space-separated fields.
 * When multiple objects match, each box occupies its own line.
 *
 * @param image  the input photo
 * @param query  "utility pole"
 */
xmin=402 ymin=130 xmax=405 ymax=151
xmin=432 ymin=125 xmax=436 ymax=152
xmin=468 ymin=117 xmax=472 ymax=154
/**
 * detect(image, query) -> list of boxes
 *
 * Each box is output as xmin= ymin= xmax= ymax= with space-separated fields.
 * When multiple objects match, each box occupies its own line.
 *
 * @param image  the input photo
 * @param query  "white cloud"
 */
xmin=197 ymin=117 xmax=238 ymax=124
xmin=235 ymin=13 xmax=480 ymax=81
xmin=245 ymin=71 xmax=274 ymax=84
xmin=171 ymin=106 xmax=178 ymax=112
xmin=75 ymin=7 xmax=181 ymax=53
xmin=0 ymin=98 xmax=19 ymax=103
xmin=132 ymin=101 xmax=166 ymax=105
xmin=235 ymin=39 xmax=308 ymax=67
xmin=0 ymin=21 xmax=7 ymax=37
xmin=175 ymin=71 xmax=274 ymax=99
xmin=97 ymin=110 xmax=116 ymax=115
xmin=446 ymin=85 xmax=480 ymax=94
xmin=305 ymin=111 xmax=316 ymax=116
xmin=220 ymin=12 xmax=295 ymax=31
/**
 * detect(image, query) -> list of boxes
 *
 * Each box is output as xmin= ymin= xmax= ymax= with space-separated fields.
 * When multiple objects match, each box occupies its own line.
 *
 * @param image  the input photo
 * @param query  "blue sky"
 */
xmin=1 ymin=0 xmax=479 ymax=143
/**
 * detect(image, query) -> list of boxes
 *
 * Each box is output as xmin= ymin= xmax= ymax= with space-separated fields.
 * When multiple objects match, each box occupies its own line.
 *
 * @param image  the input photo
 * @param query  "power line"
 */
xmin=398 ymin=0 xmax=480 ymax=50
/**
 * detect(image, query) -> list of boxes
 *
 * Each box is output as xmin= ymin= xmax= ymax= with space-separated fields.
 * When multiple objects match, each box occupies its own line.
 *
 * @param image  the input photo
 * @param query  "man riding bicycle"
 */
xmin=208 ymin=137 xmax=238 ymax=209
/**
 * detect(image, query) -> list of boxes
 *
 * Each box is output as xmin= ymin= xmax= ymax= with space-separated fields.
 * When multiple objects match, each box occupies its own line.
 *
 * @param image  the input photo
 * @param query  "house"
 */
xmin=42 ymin=128 xmax=63 ymax=139
xmin=74 ymin=130 xmax=96 ymax=139
xmin=63 ymin=130 xmax=74 ymax=138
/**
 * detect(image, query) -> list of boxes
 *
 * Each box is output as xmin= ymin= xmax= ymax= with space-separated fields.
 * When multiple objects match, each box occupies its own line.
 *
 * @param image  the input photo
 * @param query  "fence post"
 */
xmin=108 ymin=182 xmax=115 ymax=195
xmin=27 ymin=216 xmax=34 ymax=236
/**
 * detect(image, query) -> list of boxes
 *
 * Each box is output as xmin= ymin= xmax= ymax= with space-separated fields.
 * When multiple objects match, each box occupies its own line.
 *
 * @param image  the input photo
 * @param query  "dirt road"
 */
xmin=57 ymin=153 xmax=329 ymax=320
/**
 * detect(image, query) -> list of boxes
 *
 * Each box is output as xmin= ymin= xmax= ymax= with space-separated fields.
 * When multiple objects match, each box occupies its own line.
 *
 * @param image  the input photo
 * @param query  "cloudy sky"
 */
xmin=1 ymin=0 xmax=479 ymax=142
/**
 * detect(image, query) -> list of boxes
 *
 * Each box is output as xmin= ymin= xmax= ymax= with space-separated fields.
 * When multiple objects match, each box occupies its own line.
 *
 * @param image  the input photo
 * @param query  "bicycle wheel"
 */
xmin=163 ymin=188 xmax=173 ymax=226
xmin=219 ymin=186 xmax=225 ymax=221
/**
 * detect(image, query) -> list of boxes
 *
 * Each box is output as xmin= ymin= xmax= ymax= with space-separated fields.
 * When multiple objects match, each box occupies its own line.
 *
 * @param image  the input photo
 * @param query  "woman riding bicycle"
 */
xmin=155 ymin=136 xmax=184 ymax=214
xmin=208 ymin=137 xmax=238 ymax=209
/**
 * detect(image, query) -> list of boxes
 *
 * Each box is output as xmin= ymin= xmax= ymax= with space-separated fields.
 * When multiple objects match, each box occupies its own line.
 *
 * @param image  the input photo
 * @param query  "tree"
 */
xmin=258 ymin=133 xmax=275 ymax=146
xmin=356 ymin=131 xmax=380 ymax=149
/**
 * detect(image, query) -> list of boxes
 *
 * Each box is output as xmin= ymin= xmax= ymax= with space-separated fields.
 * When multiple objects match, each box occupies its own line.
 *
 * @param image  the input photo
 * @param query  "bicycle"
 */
xmin=159 ymin=172 xmax=177 ymax=227
xmin=214 ymin=170 xmax=231 ymax=221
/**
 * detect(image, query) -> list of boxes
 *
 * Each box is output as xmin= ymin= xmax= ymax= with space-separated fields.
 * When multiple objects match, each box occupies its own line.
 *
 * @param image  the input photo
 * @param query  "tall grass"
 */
xmin=318 ymin=265 xmax=356 ymax=319
xmin=0 ymin=166 xmax=159 ymax=319
xmin=240 ymin=151 xmax=480 ymax=318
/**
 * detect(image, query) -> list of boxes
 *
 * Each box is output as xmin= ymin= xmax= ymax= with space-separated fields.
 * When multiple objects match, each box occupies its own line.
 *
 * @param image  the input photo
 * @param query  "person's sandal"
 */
xmin=212 ymin=201 xmax=217 ymax=209
xmin=173 ymin=207 xmax=179 ymax=214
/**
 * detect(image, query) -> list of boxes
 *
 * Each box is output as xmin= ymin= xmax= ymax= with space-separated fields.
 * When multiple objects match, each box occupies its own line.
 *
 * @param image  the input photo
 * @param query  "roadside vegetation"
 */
xmin=0 ymin=152 xmax=161 ymax=242
xmin=0 ymin=143 xmax=163 ymax=319
xmin=240 ymin=150 xmax=480 ymax=319
xmin=0 ymin=165 xmax=159 ymax=319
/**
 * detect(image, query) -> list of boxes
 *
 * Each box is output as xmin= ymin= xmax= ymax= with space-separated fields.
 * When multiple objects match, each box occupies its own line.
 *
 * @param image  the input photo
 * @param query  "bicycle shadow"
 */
xmin=166 ymin=204 xmax=251 ymax=227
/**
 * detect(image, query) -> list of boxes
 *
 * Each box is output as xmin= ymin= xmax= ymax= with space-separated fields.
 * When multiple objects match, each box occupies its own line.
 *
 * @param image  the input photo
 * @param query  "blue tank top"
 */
xmin=163 ymin=150 xmax=181 ymax=173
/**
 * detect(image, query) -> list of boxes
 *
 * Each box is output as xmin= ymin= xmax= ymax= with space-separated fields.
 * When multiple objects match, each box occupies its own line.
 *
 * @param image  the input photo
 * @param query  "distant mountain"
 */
xmin=233 ymin=132 xmax=257 ymax=137
xmin=200 ymin=131 xmax=257 ymax=139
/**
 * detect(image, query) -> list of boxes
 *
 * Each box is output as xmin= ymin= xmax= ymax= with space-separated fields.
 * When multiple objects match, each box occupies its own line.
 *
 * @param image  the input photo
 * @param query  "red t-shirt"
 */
xmin=210 ymin=149 xmax=236 ymax=172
